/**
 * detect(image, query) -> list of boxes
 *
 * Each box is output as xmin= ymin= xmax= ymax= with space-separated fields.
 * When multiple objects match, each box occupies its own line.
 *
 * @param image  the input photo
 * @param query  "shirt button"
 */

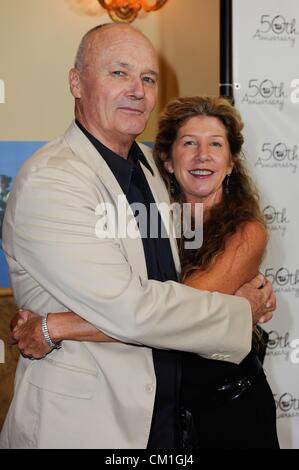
xmin=145 ymin=384 xmax=155 ymax=393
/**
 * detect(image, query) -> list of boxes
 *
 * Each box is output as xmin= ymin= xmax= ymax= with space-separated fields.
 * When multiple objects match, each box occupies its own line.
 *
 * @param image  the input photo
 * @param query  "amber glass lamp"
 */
xmin=98 ymin=0 xmax=168 ymax=23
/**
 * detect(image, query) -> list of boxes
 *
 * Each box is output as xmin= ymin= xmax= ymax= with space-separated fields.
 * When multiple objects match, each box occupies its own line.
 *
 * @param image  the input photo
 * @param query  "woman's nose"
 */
xmin=195 ymin=142 xmax=210 ymax=161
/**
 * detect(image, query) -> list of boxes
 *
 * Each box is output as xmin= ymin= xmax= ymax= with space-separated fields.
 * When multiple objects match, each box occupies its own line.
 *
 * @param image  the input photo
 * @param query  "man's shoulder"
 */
xmin=13 ymin=123 xmax=94 ymax=185
xmin=5 ymin=127 xmax=101 ymax=224
xmin=15 ymin=131 xmax=72 ymax=177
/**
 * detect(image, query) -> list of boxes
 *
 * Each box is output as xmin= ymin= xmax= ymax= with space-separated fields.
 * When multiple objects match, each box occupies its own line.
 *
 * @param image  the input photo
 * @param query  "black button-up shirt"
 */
xmin=76 ymin=120 xmax=182 ymax=448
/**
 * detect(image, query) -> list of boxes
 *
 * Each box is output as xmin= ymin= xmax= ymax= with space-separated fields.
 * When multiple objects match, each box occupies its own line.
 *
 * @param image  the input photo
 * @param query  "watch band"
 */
xmin=41 ymin=314 xmax=61 ymax=350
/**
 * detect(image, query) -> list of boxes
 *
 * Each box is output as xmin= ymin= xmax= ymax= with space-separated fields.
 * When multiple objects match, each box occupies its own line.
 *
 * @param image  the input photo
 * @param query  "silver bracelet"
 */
xmin=41 ymin=314 xmax=61 ymax=350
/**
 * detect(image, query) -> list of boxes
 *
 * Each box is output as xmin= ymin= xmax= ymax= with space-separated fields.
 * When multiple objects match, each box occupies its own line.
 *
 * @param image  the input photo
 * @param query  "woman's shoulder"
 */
xmin=220 ymin=219 xmax=268 ymax=267
xmin=236 ymin=219 xmax=268 ymax=250
xmin=184 ymin=218 xmax=268 ymax=293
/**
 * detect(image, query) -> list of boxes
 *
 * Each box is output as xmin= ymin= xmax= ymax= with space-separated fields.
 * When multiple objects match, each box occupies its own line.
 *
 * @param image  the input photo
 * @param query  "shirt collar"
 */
xmin=75 ymin=120 xmax=154 ymax=194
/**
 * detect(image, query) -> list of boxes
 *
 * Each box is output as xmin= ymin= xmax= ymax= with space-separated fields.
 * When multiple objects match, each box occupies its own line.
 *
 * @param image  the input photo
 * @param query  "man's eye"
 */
xmin=111 ymin=71 xmax=125 ymax=77
xmin=142 ymin=76 xmax=156 ymax=85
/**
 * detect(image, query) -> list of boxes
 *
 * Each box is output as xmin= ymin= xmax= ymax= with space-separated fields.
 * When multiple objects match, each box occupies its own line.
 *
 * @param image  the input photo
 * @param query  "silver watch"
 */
xmin=41 ymin=314 xmax=61 ymax=350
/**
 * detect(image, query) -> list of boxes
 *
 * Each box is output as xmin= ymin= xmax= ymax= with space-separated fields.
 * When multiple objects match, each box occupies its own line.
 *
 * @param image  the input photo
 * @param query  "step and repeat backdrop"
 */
xmin=233 ymin=0 xmax=299 ymax=449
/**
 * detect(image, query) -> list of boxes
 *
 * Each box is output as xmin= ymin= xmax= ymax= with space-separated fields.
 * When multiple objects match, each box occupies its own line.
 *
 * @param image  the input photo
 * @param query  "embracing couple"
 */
xmin=1 ymin=23 xmax=279 ymax=449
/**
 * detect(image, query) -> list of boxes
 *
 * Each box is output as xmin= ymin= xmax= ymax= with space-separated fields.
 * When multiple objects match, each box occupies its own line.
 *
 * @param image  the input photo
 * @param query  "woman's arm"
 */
xmin=184 ymin=220 xmax=267 ymax=295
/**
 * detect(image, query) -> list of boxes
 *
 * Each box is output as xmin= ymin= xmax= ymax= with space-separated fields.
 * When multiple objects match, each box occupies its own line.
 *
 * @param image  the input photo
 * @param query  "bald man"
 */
xmin=1 ymin=24 xmax=274 ymax=449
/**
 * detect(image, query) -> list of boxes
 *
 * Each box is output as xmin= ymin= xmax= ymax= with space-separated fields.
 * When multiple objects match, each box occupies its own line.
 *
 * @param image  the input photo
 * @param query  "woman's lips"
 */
xmin=189 ymin=169 xmax=214 ymax=177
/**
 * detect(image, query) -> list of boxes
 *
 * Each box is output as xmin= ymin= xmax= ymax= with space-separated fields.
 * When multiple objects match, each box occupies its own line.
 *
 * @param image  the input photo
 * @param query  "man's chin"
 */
xmin=123 ymin=125 xmax=147 ymax=138
xmin=121 ymin=114 xmax=148 ymax=131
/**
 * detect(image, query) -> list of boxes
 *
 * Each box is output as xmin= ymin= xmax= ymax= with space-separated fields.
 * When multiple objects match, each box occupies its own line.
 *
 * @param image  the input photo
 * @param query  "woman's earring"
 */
xmin=225 ymin=174 xmax=231 ymax=195
xmin=170 ymin=172 xmax=179 ymax=196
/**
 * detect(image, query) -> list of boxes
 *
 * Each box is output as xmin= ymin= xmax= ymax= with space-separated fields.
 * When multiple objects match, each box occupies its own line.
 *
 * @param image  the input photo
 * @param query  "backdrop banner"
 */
xmin=233 ymin=0 xmax=299 ymax=449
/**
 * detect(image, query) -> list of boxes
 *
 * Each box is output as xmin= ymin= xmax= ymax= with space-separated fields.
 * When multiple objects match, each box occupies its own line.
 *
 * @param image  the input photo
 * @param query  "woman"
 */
xmin=153 ymin=96 xmax=279 ymax=449
xmin=11 ymin=96 xmax=278 ymax=449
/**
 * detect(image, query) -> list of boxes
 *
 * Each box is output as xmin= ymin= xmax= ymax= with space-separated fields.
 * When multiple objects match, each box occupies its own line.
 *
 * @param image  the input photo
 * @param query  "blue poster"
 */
xmin=0 ymin=142 xmax=45 ymax=287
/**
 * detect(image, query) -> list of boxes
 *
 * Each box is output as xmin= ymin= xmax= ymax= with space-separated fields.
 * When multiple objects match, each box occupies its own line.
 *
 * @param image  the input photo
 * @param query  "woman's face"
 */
xmin=165 ymin=115 xmax=234 ymax=208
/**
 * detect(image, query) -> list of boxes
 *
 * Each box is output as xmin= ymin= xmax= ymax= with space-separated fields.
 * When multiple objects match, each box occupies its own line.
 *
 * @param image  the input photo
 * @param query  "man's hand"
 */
xmin=235 ymin=273 xmax=276 ymax=326
xmin=10 ymin=310 xmax=52 ymax=359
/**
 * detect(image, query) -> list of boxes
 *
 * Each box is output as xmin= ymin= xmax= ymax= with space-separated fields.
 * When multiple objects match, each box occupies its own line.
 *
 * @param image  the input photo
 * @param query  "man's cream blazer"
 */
xmin=0 ymin=122 xmax=252 ymax=449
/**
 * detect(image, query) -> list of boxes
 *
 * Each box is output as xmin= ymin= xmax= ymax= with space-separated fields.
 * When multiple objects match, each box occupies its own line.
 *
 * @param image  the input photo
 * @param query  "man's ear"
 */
xmin=164 ymin=160 xmax=174 ymax=174
xmin=69 ymin=68 xmax=82 ymax=99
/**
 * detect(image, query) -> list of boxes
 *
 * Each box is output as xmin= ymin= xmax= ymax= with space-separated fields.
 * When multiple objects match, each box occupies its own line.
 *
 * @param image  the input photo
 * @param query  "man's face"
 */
xmin=71 ymin=27 xmax=159 ymax=150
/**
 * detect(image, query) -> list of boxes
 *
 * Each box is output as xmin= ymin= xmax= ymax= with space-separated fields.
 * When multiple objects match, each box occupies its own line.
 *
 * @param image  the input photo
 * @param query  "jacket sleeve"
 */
xmin=7 ymin=160 xmax=252 ymax=364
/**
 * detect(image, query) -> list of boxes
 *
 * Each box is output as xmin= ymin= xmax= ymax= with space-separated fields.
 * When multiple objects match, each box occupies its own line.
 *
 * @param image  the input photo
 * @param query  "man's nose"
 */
xmin=127 ymin=78 xmax=145 ymax=100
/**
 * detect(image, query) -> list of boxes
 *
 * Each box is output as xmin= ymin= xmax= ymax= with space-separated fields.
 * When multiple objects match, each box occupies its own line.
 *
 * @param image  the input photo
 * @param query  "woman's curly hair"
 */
xmin=153 ymin=96 xmax=266 ymax=281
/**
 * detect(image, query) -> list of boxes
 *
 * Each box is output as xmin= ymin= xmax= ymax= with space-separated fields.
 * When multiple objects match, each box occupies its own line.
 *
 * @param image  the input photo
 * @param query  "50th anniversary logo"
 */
xmin=253 ymin=14 xmax=299 ymax=47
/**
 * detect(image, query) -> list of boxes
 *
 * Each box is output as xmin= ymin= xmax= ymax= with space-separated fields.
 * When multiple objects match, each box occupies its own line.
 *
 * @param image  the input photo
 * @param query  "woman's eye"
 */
xmin=211 ymin=141 xmax=222 ymax=147
xmin=183 ymin=140 xmax=196 ymax=147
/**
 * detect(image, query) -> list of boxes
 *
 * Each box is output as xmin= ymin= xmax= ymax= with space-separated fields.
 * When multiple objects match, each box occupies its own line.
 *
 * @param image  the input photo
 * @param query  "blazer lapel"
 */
xmin=64 ymin=122 xmax=148 ymax=280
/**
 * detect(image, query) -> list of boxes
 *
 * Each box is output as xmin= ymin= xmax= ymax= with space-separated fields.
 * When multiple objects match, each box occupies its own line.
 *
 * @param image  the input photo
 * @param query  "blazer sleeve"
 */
xmin=7 ymin=160 xmax=252 ymax=364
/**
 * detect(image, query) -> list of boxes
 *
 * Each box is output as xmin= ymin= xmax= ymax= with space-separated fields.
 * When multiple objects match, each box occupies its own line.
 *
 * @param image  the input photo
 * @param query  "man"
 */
xmin=1 ymin=24 xmax=274 ymax=449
